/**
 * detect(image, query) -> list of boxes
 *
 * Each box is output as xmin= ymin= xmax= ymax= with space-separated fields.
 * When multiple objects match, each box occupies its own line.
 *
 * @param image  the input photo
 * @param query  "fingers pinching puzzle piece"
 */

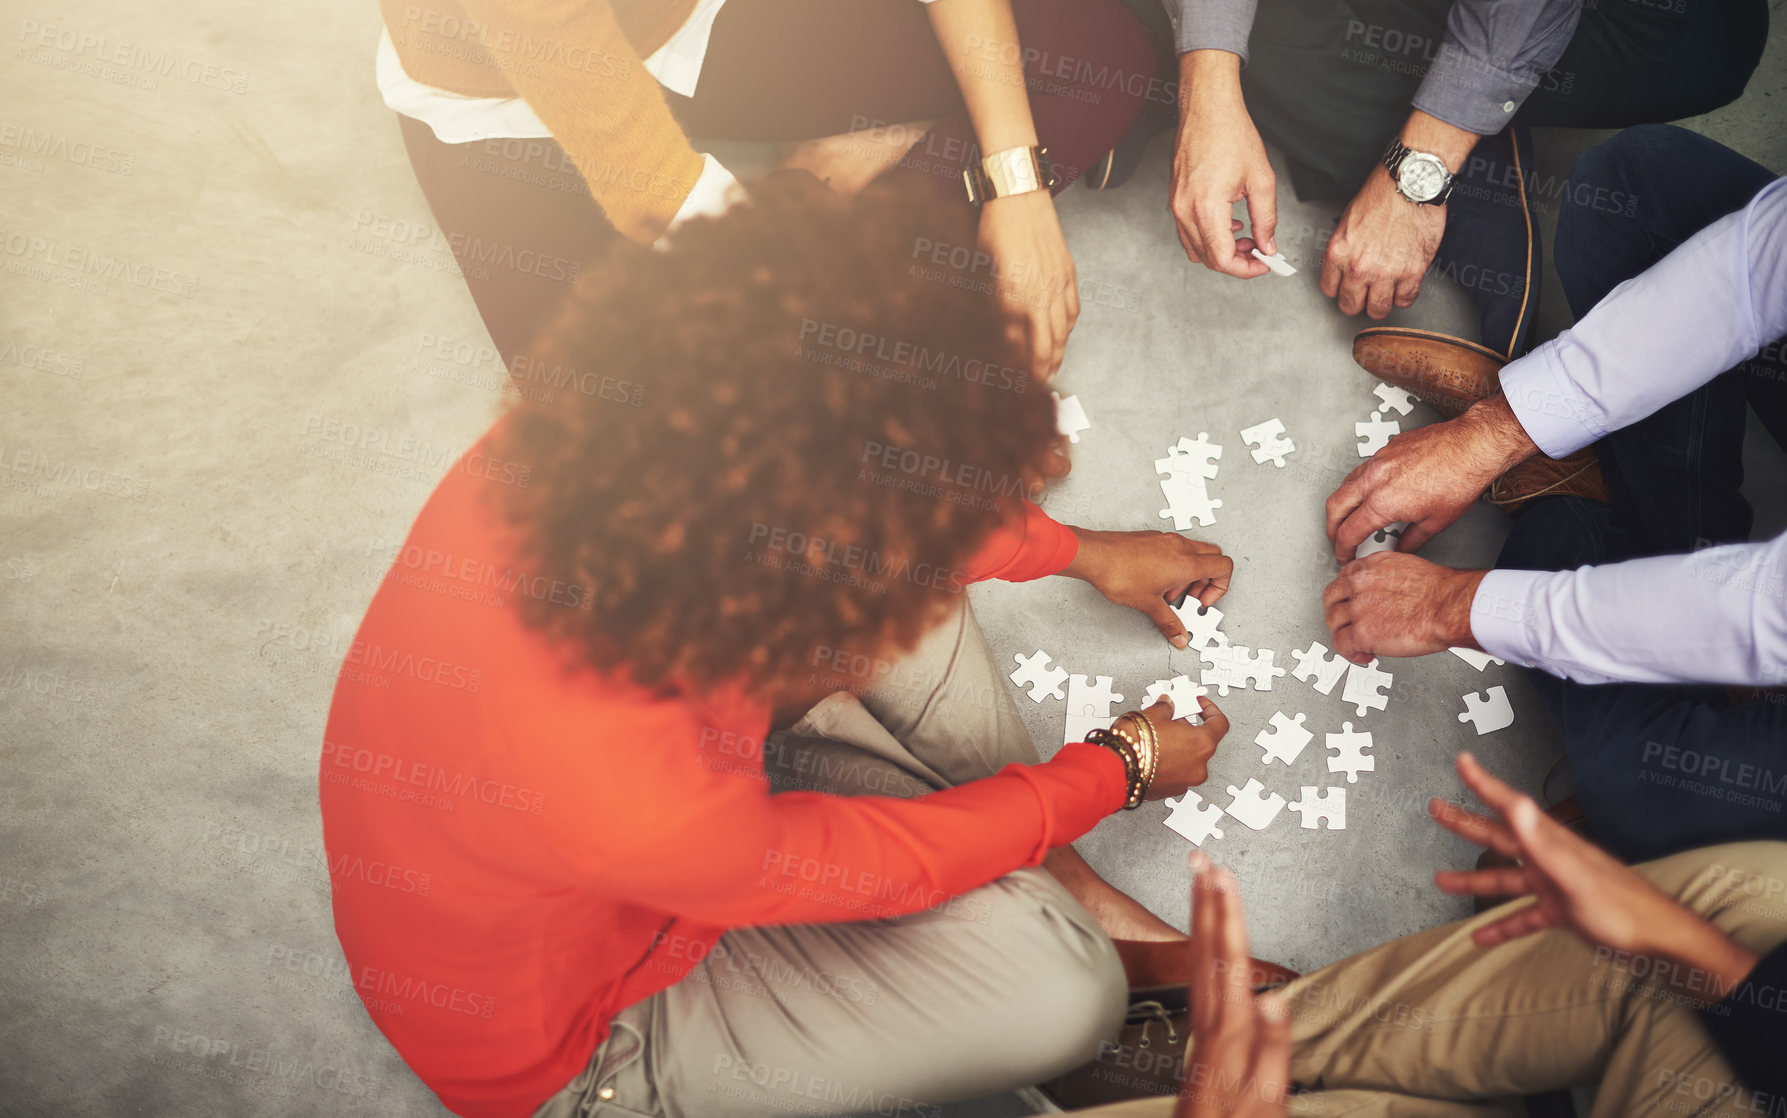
xmin=1458 ymin=685 xmax=1514 ymax=735
xmin=1250 ymin=248 xmax=1298 ymax=276
xmin=1163 ymin=790 xmax=1226 ymax=847
xmin=1355 ymin=415 xmax=1401 ymax=457
xmin=1170 ymin=598 xmax=1228 ymax=652
xmin=1239 ymin=418 xmax=1297 ymax=468
xmin=1450 ymin=647 xmax=1506 ymax=671
xmin=1254 ymin=711 xmax=1314 ymax=766
xmin=1325 ymin=722 xmax=1376 ymax=784
xmin=1223 ymin=778 xmax=1287 ymax=831
xmin=1009 ymin=650 xmax=1069 ymax=703
xmin=1053 ymin=392 xmax=1091 ymax=444
xmin=1372 ymin=383 xmax=1417 ymax=417
xmin=1143 ymin=675 xmax=1207 ymax=722
xmin=1063 ymin=674 xmax=1125 ymax=747
xmin=1341 ymin=657 xmax=1394 ymax=717
xmin=1288 ymin=786 xmax=1347 ymax=830
xmin=1356 ymin=522 xmax=1409 ymax=557
xmin=1290 ymin=640 xmax=1348 ymax=695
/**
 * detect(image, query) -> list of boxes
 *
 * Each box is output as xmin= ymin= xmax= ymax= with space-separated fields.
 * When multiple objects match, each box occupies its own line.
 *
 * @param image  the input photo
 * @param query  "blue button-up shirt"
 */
xmin=1165 ymin=0 xmax=1582 ymax=135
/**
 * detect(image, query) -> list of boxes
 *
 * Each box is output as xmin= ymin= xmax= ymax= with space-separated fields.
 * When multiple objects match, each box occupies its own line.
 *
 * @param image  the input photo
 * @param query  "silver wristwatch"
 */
xmin=1381 ymin=138 xmax=1455 ymax=206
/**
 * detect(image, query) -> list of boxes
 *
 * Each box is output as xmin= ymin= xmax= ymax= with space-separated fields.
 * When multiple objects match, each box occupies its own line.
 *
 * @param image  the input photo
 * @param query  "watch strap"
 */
xmin=1381 ymin=137 xmax=1455 ymax=206
xmin=963 ymin=145 xmax=1057 ymax=206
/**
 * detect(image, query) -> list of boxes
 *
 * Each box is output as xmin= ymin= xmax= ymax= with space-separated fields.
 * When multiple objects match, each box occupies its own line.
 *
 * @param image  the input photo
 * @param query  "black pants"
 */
xmin=1497 ymin=125 xmax=1787 ymax=863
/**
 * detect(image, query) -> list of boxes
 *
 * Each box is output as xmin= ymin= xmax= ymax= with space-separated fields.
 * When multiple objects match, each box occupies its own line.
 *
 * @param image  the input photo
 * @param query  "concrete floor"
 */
xmin=2 ymin=3 xmax=1784 ymax=1116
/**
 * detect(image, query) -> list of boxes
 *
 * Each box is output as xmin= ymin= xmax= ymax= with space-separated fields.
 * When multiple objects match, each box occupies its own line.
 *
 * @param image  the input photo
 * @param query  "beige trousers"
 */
xmin=1074 ymin=840 xmax=1787 ymax=1118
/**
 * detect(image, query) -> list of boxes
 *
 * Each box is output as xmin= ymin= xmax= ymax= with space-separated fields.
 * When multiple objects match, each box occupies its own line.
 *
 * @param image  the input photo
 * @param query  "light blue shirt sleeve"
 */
xmin=1164 ymin=0 xmax=1259 ymax=62
xmin=1411 ymin=0 xmax=1582 ymax=135
xmin=1473 ymin=178 xmax=1787 ymax=686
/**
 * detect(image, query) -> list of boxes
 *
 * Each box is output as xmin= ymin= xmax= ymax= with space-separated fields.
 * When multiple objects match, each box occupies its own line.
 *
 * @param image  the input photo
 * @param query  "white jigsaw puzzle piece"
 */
xmin=1325 ymin=722 xmax=1376 ymax=784
xmin=1450 ymin=647 xmax=1506 ymax=671
xmin=1290 ymin=640 xmax=1348 ymax=696
xmin=1288 ymin=786 xmax=1347 ymax=830
xmin=1063 ymin=673 xmax=1125 ymax=747
xmin=1233 ymin=646 xmax=1286 ymax=692
xmin=1053 ymin=392 xmax=1091 ymax=444
xmin=1224 ymin=777 xmax=1287 ymax=831
xmin=1239 ymin=417 xmax=1297 ymax=468
xmin=1372 ymin=383 xmax=1417 ymax=417
xmin=1355 ymin=415 xmax=1401 ymax=457
xmin=1143 ymin=675 xmax=1208 ymax=722
xmin=1458 ymin=685 xmax=1515 ymax=735
xmin=1170 ymin=598 xmax=1228 ymax=652
xmin=1356 ymin=522 xmax=1409 ymax=557
xmin=1250 ymin=248 xmax=1298 ymax=276
xmin=1341 ymin=657 xmax=1394 ymax=717
xmin=1009 ymin=650 xmax=1069 ymax=703
xmin=1254 ymin=711 xmax=1314 ymax=766
xmin=1156 ymin=435 xmax=1223 ymax=530
xmin=1163 ymin=790 xmax=1226 ymax=847
xmin=1200 ymin=643 xmax=1251 ymax=697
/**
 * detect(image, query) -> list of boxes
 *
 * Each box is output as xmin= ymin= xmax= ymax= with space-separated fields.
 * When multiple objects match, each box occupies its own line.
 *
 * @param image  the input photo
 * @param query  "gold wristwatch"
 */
xmin=963 ymin=144 xmax=1057 ymax=206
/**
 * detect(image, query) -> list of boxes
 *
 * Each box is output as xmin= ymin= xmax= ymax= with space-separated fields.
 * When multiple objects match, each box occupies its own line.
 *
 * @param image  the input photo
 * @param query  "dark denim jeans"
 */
xmin=1497 ymin=125 xmax=1787 ymax=863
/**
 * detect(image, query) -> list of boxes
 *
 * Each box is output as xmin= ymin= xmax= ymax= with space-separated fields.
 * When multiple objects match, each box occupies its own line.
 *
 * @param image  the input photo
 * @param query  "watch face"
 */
xmin=1398 ymin=153 xmax=1446 ymax=202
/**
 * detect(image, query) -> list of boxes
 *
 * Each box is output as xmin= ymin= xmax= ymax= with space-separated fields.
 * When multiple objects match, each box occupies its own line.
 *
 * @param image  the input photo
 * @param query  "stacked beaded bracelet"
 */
xmin=1084 ymin=727 xmax=1146 ymax=810
xmin=1110 ymin=711 xmax=1160 ymax=796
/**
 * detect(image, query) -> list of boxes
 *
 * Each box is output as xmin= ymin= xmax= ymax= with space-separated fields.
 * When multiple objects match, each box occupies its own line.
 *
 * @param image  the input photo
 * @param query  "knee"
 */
xmin=1554 ymin=124 xmax=1693 ymax=311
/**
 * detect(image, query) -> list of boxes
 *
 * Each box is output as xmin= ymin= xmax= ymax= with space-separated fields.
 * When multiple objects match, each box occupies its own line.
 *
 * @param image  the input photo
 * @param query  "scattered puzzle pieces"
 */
xmin=1064 ymin=674 xmax=1125 ymax=747
xmin=1458 ymin=685 xmax=1514 ymax=735
xmin=1239 ymin=418 xmax=1297 ymax=468
xmin=1254 ymin=711 xmax=1313 ymax=766
xmin=1054 ymin=392 xmax=1091 ymax=444
xmin=1288 ymin=786 xmax=1347 ymax=830
xmin=1450 ymin=647 xmax=1506 ymax=671
xmin=1163 ymin=790 xmax=1226 ymax=847
xmin=1170 ymin=597 xmax=1228 ymax=652
xmin=1355 ymin=415 xmax=1401 ymax=457
xmin=1224 ymin=778 xmax=1288 ymax=831
xmin=1143 ymin=675 xmax=1207 ymax=722
xmin=1325 ymin=722 xmax=1376 ymax=784
xmin=1009 ymin=650 xmax=1069 ymax=703
xmin=1341 ymin=657 xmax=1394 ymax=717
xmin=1372 ymin=383 xmax=1417 ymax=417
xmin=1290 ymin=640 xmax=1348 ymax=695
xmin=1157 ymin=434 xmax=1223 ymax=529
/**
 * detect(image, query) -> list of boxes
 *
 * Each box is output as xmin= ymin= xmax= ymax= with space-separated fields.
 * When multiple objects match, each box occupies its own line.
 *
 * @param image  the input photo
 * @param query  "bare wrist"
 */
xmin=1061 ymin=526 xmax=1109 ymax=584
xmin=1179 ymin=50 xmax=1245 ymax=115
xmin=1437 ymin=568 xmax=1489 ymax=650
xmin=1459 ymin=394 xmax=1539 ymax=477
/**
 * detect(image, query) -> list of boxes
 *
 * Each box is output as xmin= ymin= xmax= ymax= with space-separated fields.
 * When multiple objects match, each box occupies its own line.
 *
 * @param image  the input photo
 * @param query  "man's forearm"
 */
xmin=1395 ymin=110 xmax=1479 ymax=181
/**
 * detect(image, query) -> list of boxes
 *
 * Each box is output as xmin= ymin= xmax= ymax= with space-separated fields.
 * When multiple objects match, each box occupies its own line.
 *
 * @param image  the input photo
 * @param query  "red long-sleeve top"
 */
xmin=319 ymin=438 xmax=1125 ymax=1118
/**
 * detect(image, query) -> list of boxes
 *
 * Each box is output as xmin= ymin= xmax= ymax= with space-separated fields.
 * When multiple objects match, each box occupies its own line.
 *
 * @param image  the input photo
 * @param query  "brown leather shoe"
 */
xmin=1485 ymin=450 xmax=1610 ymax=513
xmin=1353 ymin=326 xmax=1610 ymax=515
xmin=1351 ymin=326 xmax=1507 ymax=419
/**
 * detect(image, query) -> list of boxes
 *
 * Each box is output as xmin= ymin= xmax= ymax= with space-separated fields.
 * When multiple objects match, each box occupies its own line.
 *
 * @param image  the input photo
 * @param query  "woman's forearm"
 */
xmin=925 ymin=0 xmax=1041 ymax=155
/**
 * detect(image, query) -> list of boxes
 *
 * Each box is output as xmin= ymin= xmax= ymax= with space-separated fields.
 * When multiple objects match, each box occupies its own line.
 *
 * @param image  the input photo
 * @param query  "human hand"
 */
xmin=1429 ymin=753 xmax=1761 ymax=988
xmin=1141 ymin=698 xmax=1230 ymax=798
xmin=1321 ymin=552 xmax=1483 ymax=663
xmin=1064 ymin=529 xmax=1234 ymax=648
xmin=1177 ymin=852 xmax=1290 ymax=1118
xmin=1326 ymin=398 xmax=1536 ymax=560
xmin=1319 ymin=169 xmax=1446 ymax=319
xmin=978 ymin=189 xmax=1078 ymax=379
xmin=1169 ymin=51 xmax=1277 ymax=279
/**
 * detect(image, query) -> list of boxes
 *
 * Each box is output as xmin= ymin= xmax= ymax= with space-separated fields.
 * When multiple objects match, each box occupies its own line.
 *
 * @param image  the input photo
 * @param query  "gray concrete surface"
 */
xmin=1 ymin=3 xmax=1784 ymax=1116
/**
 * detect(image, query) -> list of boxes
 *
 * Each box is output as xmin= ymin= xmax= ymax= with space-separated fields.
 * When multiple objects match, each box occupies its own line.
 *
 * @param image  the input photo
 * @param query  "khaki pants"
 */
xmin=532 ymin=599 xmax=1128 ymax=1118
xmin=1076 ymin=841 xmax=1787 ymax=1118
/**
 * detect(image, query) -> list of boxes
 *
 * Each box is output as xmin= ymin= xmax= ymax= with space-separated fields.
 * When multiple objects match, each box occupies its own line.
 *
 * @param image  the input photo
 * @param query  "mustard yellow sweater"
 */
xmin=381 ymin=0 xmax=704 ymax=243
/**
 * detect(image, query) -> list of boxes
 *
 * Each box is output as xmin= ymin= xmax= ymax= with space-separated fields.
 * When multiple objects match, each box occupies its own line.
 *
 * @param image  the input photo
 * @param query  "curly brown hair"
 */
xmin=491 ymin=174 xmax=1060 ymax=698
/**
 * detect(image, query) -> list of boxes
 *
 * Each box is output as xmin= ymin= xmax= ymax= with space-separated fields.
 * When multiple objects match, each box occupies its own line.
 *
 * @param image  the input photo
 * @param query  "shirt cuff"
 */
xmin=655 ymin=154 xmax=741 ymax=247
xmin=1170 ymin=0 xmax=1258 ymax=63
xmin=1469 ymin=567 xmax=1547 ymax=670
xmin=1498 ymin=340 xmax=1603 ymax=459
xmin=1410 ymin=43 xmax=1534 ymax=136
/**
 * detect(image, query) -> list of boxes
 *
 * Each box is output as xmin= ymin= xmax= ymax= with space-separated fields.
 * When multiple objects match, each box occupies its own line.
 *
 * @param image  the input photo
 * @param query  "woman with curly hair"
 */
xmin=320 ymin=177 xmax=1230 ymax=1118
